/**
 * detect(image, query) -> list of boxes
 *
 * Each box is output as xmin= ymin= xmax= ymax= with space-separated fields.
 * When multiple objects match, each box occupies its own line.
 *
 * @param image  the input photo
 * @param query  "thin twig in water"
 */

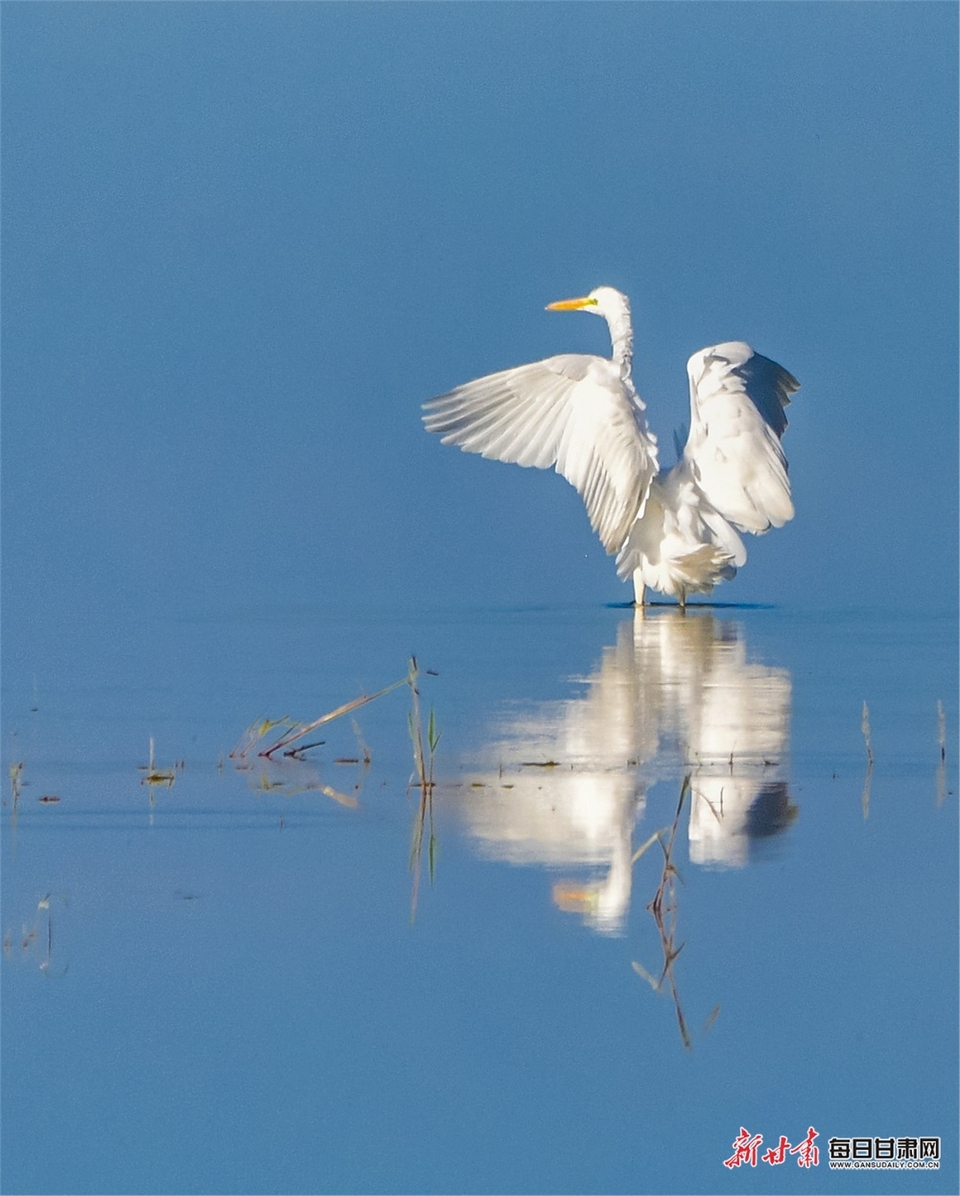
xmin=631 ymin=959 xmax=660 ymax=991
xmin=408 ymin=657 xmax=440 ymax=921
xmin=352 ymin=718 xmax=372 ymax=768
xmin=936 ymin=699 xmax=947 ymax=806
xmin=319 ymin=784 xmax=360 ymax=809
xmin=861 ymin=702 xmax=874 ymax=766
xmin=139 ymin=738 xmax=178 ymax=794
xmin=938 ymin=700 xmax=947 ymax=762
xmin=630 ymin=828 xmax=663 ymax=865
xmin=633 ymin=775 xmax=694 ymax=1050
xmin=8 ymin=760 xmax=23 ymax=841
xmin=7 ymin=892 xmax=67 ymax=977
xmin=259 ymin=676 xmax=409 ymax=759
xmin=229 ymin=717 xmax=295 ymax=761
xmin=861 ymin=701 xmax=873 ymax=819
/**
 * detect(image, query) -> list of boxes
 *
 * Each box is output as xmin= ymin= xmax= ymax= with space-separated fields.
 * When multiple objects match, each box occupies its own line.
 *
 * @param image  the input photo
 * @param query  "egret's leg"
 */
xmin=632 ymin=571 xmax=646 ymax=607
xmin=678 ymin=587 xmax=687 ymax=611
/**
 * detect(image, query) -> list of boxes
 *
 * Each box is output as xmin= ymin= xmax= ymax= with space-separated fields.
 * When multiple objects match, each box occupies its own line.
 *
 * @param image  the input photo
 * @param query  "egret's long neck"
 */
xmin=606 ymin=298 xmax=634 ymax=373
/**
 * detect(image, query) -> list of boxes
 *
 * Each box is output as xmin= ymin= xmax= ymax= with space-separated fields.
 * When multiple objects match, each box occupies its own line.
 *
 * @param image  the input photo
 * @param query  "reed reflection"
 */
xmin=449 ymin=609 xmax=795 ymax=934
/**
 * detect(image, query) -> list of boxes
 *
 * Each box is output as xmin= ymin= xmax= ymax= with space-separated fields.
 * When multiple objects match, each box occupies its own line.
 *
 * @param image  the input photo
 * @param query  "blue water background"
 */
xmin=4 ymin=4 xmax=957 ymax=1192
xmin=2 ymin=603 xmax=956 ymax=1194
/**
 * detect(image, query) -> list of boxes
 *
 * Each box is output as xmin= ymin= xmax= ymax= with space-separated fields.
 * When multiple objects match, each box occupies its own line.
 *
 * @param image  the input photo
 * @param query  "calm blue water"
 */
xmin=5 ymin=6 xmax=957 ymax=1193
xmin=2 ymin=603 xmax=956 ymax=1195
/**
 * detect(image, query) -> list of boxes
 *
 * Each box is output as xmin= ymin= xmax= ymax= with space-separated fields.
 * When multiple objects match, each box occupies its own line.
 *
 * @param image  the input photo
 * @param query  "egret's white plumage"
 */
xmin=423 ymin=286 xmax=799 ymax=604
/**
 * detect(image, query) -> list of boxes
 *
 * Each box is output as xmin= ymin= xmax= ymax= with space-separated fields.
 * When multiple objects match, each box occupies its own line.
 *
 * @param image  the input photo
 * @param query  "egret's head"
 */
xmin=546 ymin=286 xmax=630 ymax=322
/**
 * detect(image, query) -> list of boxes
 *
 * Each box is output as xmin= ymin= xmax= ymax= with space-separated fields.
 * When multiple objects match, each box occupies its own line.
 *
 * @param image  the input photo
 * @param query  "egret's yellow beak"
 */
xmin=545 ymin=295 xmax=598 ymax=312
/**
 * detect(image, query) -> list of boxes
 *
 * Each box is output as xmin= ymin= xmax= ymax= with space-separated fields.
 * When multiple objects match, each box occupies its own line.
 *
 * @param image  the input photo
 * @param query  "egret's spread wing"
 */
xmin=682 ymin=342 xmax=799 ymax=534
xmin=423 ymin=354 xmax=658 ymax=552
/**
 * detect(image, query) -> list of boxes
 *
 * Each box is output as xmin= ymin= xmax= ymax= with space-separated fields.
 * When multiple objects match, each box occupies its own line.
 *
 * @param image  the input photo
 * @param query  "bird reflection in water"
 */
xmin=448 ymin=609 xmax=795 ymax=936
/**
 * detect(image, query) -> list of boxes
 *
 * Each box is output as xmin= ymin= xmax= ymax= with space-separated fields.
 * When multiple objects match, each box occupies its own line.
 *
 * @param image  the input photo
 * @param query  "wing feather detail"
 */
xmin=681 ymin=342 xmax=800 ymax=534
xmin=423 ymin=354 xmax=658 ymax=552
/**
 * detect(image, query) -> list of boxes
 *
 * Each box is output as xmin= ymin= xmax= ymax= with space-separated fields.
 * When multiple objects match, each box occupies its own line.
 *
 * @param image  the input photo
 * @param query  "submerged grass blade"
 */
xmin=632 ymin=774 xmax=697 ymax=1051
xmin=936 ymin=699 xmax=947 ymax=805
xmin=861 ymin=701 xmax=874 ymax=819
xmin=406 ymin=657 xmax=439 ymax=922
xmin=631 ymin=959 xmax=661 ymax=992
xmin=630 ymin=828 xmax=664 ymax=865
xmin=320 ymin=784 xmax=360 ymax=809
xmin=230 ymin=717 xmax=294 ymax=760
xmin=861 ymin=701 xmax=874 ymax=766
xmin=260 ymin=676 xmax=408 ymax=758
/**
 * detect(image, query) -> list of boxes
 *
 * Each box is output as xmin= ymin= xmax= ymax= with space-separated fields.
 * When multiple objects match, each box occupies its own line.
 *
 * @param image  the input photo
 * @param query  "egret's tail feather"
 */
xmin=617 ymin=474 xmax=746 ymax=598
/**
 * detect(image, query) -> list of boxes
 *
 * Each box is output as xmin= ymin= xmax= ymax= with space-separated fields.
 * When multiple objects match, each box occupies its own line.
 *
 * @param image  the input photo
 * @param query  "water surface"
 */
xmin=2 ymin=603 xmax=956 ymax=1194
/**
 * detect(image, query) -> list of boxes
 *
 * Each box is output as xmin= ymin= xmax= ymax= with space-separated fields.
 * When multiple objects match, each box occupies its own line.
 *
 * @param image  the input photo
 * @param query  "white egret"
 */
xmin=422 ymin=286 xmax=799 ymax=605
